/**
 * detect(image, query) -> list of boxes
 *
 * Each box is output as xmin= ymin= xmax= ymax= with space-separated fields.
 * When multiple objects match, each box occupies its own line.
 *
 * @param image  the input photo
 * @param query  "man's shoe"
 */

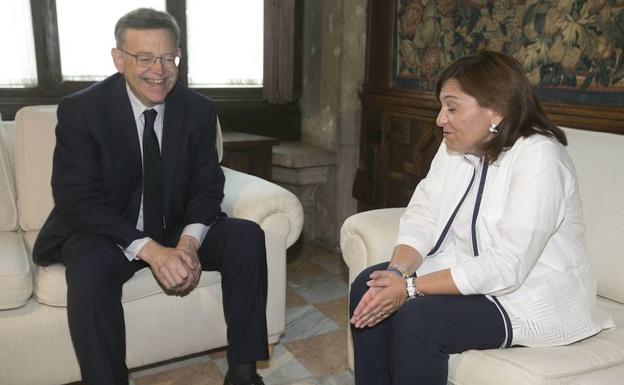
xmin=223 ymin=372 xmax=265 ymax=385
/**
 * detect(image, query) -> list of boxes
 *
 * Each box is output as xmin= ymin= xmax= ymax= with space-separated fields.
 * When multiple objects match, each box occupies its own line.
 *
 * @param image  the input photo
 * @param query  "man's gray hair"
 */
xmin=114 ymin=8 xmax=180 ymax=49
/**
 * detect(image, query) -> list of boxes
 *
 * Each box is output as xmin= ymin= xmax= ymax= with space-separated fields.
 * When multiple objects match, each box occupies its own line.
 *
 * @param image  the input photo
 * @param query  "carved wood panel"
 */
xmin=354 ymin=102 xmax=442 ymax=210
xmin=378 ymin=113 xmax=442 ymax=207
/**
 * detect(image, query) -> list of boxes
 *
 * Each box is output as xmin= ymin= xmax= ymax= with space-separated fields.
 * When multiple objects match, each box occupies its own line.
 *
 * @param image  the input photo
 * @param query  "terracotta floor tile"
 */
xmin=294 ymin=241 xmax=336 ymax=259
xmin=314 ymin=297 xmax=349 ymax=327
xmin=282 ymin=304 xmax=340 ymax=343
xmin=309 ymin=253 xmax=348 ymax=276
xmin=133 ymin=361 xmax=223 ymax=385
xmin=284 ymin=329 xmax=349 ymax=378
xmin=287 ymin=257 xmax=329 ymax=282
xmin=207 ymin=348 xmax=227 ymax=361
xmin=288 ymin=273 xmax=348 ymax=304
xmin=287 ymin=287 xmax=309 ymax=308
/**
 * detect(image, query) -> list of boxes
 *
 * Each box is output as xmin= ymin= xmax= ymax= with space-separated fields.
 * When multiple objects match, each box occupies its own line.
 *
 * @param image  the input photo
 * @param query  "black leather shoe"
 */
xmin=223 ymin=372 xmax=265 ymax=385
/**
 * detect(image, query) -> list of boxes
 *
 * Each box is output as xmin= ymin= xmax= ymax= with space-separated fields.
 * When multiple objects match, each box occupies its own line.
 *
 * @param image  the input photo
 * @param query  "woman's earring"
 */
xmin=489 ymin=123 xmax=499 ymax=134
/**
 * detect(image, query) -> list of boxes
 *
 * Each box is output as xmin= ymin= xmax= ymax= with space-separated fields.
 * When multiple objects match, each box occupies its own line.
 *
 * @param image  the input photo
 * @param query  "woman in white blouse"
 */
xmin=349 ymin=51 xmax=613 ymax=385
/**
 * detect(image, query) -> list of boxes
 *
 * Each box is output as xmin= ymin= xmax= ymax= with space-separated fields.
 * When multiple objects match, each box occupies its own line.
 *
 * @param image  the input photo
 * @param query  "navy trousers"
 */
xmin=61 ymin=217 xmax=268 ymax=385
xmin=350 ymin=263 xmax=509 ymax=385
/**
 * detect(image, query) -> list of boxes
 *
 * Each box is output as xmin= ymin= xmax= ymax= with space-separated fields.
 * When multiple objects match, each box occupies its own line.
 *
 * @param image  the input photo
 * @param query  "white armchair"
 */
xmin=0 ymin=105 xmax=303 ymax=385
xmin=341 ymin=128 xmax=624 ymax=384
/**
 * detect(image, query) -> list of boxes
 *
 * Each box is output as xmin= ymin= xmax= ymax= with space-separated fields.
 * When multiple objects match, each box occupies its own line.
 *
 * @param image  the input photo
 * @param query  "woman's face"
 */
xmin=436 ymin=79 xmax=501 ymax=154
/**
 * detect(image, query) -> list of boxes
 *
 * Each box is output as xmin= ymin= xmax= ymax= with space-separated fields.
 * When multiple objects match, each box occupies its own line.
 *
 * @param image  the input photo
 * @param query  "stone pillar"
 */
xmin=272 ymin=142 xmax=337 ymax=240
xmin=298 ymin=0 xmax=367 ymax=249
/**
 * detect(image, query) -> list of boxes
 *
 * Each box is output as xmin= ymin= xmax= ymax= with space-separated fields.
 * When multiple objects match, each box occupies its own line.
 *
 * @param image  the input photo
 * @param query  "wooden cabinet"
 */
xmin=355 ymin=97 xmax=441 ymax=211
xmin=222 ymin=131 xmax=279 ymax=180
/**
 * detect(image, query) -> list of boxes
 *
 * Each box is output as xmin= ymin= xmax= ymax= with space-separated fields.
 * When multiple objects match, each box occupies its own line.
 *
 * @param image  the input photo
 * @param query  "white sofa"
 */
xmin=341 ymin=127 xmax=624 ymax=384
xmin=0 ymin=106 xmax=304 ymax=385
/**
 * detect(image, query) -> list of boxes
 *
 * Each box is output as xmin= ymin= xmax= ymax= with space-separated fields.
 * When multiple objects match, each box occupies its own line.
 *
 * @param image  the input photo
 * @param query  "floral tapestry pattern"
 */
xmin=394 ymin=0 xmax=624 ymax=106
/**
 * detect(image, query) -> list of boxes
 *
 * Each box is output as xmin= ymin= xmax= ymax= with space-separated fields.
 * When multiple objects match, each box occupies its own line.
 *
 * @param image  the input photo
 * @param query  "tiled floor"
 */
xmin=128 ymin=241 xmax=354 ymax=385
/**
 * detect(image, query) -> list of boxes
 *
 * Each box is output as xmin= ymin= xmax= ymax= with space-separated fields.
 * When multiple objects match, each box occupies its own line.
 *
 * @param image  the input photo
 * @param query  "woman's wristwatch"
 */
xmin=406 ymin=277 xmax=425 ymax=300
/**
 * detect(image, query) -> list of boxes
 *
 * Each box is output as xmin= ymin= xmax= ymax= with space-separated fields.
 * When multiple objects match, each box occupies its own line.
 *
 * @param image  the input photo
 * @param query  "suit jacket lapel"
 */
xmin=162 ymin=86 xmax=184 ymax=219
xmin=108 ymin=74 xmax=142 ymax=175
xmin=106 ymin=74 xmax=142 ymax=224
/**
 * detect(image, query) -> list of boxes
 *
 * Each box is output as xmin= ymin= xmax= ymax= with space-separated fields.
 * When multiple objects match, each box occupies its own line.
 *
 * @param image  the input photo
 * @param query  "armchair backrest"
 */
xmin=14 ymin=106 xmax=57 ymax=231
xmin=563 ymin=127 xmax=624 ymax=304
xmin=0 ymin=113 xmax=18 ymax=231
xmin=13 ymin=105 xmax=224 ymax=232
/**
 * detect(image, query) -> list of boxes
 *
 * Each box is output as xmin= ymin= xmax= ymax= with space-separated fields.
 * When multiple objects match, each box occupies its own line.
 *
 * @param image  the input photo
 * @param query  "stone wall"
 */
xmin=298 ymin=0 xmax=367 ymax=249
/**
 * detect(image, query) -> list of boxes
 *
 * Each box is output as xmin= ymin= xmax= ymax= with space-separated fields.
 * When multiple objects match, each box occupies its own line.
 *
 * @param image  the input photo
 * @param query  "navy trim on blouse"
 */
xmin=427 ymin=169 xmax=477 ymax=256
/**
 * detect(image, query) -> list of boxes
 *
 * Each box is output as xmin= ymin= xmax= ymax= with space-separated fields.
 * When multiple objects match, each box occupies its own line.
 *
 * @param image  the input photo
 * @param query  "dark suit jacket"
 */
xmin=33 ymin=73 xmax=225 ymax=265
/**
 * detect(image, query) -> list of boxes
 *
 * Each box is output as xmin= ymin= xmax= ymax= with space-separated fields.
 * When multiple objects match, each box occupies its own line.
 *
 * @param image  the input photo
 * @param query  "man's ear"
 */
xmin=111 ymin=48 xmax=125 ymax=74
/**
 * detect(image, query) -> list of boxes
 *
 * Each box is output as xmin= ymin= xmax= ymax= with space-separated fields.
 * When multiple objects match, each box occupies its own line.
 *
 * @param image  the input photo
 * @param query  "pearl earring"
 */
xmin=489 ymin=123 xmax=498 ymax=134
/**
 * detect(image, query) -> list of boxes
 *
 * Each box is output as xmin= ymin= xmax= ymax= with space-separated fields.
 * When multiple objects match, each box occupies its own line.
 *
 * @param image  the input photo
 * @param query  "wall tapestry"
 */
xmin=394 ymin=0 xmax=624 ymax=106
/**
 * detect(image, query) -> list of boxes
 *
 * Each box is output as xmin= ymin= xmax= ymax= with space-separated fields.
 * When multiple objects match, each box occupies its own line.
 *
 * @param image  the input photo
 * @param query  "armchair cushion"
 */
xmin=22 ymin=227 xmax=222 ymax=307
xmin=33 ymin=262 xmax=222 ymax=307
xmin=0 ymin=232 xmax=31 ymax=309
xmin=14 ymin=106 xmax=57 ymax=232
xmin=448 ymin=297 xmax=624 ymax=385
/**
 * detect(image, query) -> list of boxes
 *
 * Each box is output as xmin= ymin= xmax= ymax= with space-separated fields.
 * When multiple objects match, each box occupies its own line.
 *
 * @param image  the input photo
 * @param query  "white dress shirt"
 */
xmin=122 ymin=84 xmax=209 ymax=261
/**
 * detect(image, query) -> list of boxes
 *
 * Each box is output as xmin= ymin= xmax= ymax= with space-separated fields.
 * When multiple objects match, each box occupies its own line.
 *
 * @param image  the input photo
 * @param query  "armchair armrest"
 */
xmin=0 ymin=232 xmax=32 ymax=310
xmin=221 ymin=167 xmax=303 ymax=248
xmin=340 ymin=208 xmax=405 ymax=284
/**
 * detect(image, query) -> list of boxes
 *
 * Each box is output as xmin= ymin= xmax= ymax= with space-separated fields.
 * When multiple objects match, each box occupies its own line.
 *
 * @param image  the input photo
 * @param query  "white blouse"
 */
xmin=396 ymin=134 xmax=613 ymax=347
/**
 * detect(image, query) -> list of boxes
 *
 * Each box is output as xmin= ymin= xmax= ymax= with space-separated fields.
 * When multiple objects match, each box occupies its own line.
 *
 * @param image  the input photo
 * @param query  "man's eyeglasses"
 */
xmin=118 ymin=48 xmax=180 ymax=68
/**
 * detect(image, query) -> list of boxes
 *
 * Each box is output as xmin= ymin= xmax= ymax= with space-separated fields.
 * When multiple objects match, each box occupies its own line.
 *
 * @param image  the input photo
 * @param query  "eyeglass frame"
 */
xmin=117 ymin=48 xmax=181 ymax=68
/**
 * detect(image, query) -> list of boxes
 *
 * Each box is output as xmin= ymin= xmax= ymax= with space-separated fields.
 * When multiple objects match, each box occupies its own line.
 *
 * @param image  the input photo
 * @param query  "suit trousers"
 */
xmin=350 ymin=263 xmax=508 ymax=385
xmin=61 ymin=217 xmax=269 ymax=385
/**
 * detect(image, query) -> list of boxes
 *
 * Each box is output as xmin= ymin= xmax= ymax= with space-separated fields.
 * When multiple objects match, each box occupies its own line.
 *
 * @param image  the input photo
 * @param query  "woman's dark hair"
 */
xmin=435 ymin=51 xmax=566 ymax=162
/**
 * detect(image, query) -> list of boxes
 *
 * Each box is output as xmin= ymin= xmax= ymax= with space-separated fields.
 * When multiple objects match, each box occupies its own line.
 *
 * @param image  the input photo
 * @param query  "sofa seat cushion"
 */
xmin=0 ymin=232 xmax=32 ymax=309
xmin=34 ymin=265 xmax=222 ymax=307
xmin=448 ymin=297 xmax=624 ymax=385
xmin=23 ymin=230 xmax=222 ymax=307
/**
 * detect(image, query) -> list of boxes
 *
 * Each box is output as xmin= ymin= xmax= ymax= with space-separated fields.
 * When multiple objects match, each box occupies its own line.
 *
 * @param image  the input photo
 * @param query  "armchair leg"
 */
xmin=257 ymin=343 xmax=276 ymax=369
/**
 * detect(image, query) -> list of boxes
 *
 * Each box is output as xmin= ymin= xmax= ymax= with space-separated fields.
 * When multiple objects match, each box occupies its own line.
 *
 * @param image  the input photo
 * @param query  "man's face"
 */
xmin=112 ymin=28 xmax=179 ymax=107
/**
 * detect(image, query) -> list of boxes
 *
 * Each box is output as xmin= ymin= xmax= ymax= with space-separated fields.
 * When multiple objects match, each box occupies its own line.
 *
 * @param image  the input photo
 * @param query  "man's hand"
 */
xmin=137 ymin=240 xmax=196 ymax=294
xmin=175 ymin=235 xmax=202 ymax=292
xmin=350 ymin=270 xmax=407 ymax=328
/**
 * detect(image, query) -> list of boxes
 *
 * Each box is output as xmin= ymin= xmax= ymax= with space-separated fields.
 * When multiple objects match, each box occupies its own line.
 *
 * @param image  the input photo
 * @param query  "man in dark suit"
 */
xmin=33 ymin=8 xmax=267 ymax=385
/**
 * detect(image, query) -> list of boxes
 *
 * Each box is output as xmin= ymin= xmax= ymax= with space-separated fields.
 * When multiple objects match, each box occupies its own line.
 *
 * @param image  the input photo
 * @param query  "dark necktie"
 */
xmin=142 ymin=109 xmax=164 ymax=242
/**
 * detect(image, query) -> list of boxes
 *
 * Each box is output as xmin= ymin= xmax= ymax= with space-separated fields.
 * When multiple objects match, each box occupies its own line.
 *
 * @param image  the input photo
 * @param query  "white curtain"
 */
xmin=0 ymin=0 xmax=37 ymax=87
xmin=56 ymin=0 xmax=165 ymax=81
xmin=186 ymin=0 xmax=263 ymax=88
